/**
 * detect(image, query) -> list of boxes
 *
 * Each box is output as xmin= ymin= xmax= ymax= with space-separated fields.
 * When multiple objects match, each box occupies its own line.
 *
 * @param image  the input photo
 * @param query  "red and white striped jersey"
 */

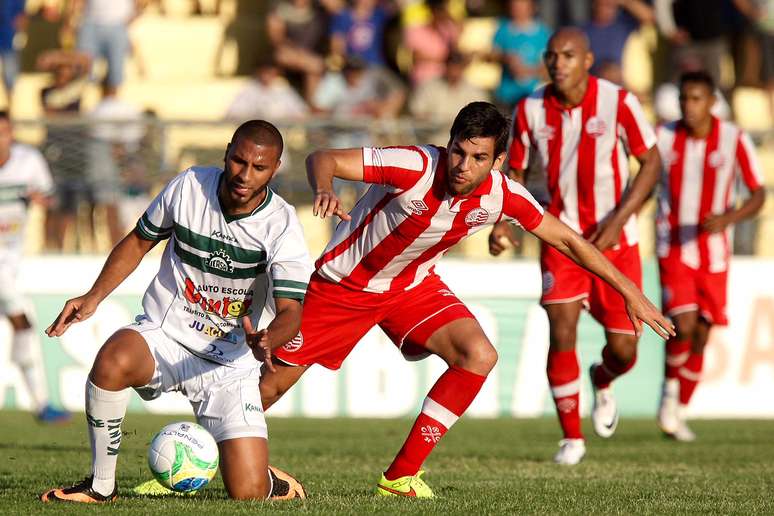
xmin=316 ymin=145 xmax=545 ymax=293
xmin=509 ymin=76 xmax=657 ymax=247
xmin=655 ymin=117 xmax=763 ymax=272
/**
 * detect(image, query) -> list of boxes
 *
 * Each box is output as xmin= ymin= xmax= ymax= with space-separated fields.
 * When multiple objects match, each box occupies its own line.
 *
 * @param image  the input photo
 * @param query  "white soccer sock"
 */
xmin=10 ymin=328 xmax=48 ymax=411
xmin=85 ymin=380 xmax=130 ymax=496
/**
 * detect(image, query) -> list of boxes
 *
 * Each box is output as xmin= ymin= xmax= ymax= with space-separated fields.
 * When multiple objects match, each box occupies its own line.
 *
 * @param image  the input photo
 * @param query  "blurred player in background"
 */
xmin=259 ymin=101 xmax=673 ymax=497
xmin=41 ymin=120 xmax=310 ymax=503
xmin=655 ymin=70 xmax=766 ymax=441
xmin=0 ymin=111 xmax=70 ymax=423
xmin=488 ymin=28 xmax=662 ymax=465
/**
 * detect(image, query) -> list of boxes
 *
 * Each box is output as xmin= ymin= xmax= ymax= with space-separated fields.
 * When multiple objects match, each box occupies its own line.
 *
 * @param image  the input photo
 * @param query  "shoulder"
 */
xmin=11 ymin=142 xmax=45 ymax=161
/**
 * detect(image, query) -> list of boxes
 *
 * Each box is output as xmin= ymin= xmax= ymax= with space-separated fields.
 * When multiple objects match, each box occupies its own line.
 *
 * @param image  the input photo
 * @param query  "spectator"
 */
xmin=491 ymin=0 xmax=551 ymax=108
xmin=409 ymin=51 xmax=488 ymax=143
xmin=330 ymin=0 xmax=393 ymax=67
xmin=225 ymin=58 xmax=309 ymax=122
xmin=37 ymin=49 xmax=92 ymax=251
xmin=403 ymin=0 xmax=462 ymax=86
xmin=68 ymin=0 xmax=141 ymax=90
xmin=314 ymin=56 xmax=406 ymax=118
xmin=267 ymin=0 xmax=330 ymax=102
xmin=537 ymin=0 xmax=590 ymax=28
xmin=0 ymin=0 xmax=26 ymax=111
xmin=86 ymin=83 xmax=144 ymax=248
xmin=582 ymin=0 xmax=654 ymax=87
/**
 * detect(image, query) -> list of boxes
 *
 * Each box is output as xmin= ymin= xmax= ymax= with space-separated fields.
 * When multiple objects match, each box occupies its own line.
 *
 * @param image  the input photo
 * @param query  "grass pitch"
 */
xmin=0 ymin=411 xmax=772 ymax=514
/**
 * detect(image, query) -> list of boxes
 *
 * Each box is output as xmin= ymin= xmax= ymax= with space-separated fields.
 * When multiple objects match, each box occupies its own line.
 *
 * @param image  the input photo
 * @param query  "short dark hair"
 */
xmin=449 ymin=102 xmax=510 ymax=156
xmin=231 ymin=120 xmax=283 ymax=155
xmin=0 ymin=111 xmax=9 ymax=122
xmin=679 ymin=70 xmax=714 ymax=94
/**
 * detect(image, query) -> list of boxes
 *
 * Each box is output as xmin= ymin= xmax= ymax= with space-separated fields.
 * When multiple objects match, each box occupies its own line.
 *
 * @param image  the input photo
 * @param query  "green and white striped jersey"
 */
xmin=135 ymin=167 xmax=313 ymax=368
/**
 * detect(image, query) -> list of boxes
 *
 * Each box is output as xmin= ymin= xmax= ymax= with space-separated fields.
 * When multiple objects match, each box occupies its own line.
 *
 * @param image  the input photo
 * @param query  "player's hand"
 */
xmin=702 ymin=213 xmax=732 ymax=234
xmin=45 ymin=293 xmax=100 ymax=337
xmin=313 ymin=190 xmax=351 ymax=221
xmin=624 ymin=290 xmax=675 ymax=340
xmin=488 ymin=220 xmax=519 ymax=256
xmin=589 ymin=217 xmax=624 ymax=252
xmin=242 ymin=316 xmax=276 ymax=373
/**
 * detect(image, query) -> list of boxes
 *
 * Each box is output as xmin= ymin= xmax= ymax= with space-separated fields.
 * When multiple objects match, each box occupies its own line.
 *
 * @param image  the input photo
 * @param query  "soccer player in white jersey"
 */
xmin=0 ymin=111 xmax=70 ymax=424
xmin=258 ymin=101 xmax=673 ymax=497
xmin=40 ymin=121 xmax=311 ymax=503
xmin=488 ymin=28 xmax=663 ymax=465
xmin=655 ymin=71 xmax=765 ymax=441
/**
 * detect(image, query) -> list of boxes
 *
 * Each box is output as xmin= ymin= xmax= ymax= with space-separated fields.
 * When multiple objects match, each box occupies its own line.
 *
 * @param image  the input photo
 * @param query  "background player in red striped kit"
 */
xmin=655 ymin=70 xmax=766 ymax=441
xmin=258 ymin=101 xmax=673 ymax=497
xmin=489 ymin=28 xmax=663 ymax=465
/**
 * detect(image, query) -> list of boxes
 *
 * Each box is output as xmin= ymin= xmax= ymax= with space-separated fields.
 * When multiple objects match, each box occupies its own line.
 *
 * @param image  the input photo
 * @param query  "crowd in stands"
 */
xmin=0 ymin=0 xmax=771 ymax=253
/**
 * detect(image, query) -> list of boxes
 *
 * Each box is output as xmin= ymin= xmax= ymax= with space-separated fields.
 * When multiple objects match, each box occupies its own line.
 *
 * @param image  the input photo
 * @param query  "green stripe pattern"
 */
xmin=273 ymin=279 xmax=308 ymax=301
xmin=136 ymin=213 xmax=173 ymax=241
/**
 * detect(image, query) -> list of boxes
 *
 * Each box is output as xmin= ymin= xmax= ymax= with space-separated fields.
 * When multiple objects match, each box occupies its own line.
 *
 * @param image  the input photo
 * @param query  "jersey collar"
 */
xmin=545 ymin=75 xmax=598 ymax=111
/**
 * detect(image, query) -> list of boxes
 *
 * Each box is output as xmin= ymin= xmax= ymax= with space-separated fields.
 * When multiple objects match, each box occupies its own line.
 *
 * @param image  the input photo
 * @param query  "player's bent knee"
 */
xmin=90 ymin=331 xmax=153 ymax=388
xmin=549 ymin=327 xmax=577 ymax=350
xmin=455 ymin=339 xmax=497 ymax=375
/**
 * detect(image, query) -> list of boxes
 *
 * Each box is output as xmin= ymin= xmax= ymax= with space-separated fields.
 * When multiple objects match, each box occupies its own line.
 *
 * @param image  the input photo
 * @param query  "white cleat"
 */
xmin=589 ymin=363 xmax=618 ymax=438
xmin=657 ymin=379 xmax=680 ymax=435
xmin=670 ymin=405 xmax=696 ymax=442
xmin=553 ymin=438 xmax=586 ymax=465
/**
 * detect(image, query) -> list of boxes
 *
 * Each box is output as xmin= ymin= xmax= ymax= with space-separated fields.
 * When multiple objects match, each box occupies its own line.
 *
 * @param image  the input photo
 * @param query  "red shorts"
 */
xmin=273 ymin=272 xmax=475 ymax=370
xmin=540 ymin=242 xmax=642 ymax=334
xmin=659 ymin=256 xmax=728 ymax=325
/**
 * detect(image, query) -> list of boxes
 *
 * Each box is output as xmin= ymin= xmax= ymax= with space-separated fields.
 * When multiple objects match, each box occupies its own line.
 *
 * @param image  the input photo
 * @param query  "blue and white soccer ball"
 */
xmin=147 ymin=422 xmax=219 ymax=492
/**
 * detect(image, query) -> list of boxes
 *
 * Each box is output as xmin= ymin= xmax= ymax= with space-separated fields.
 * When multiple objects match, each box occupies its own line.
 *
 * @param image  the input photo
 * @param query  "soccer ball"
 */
xmin=147 ymin=421 xmax=219 ymax=493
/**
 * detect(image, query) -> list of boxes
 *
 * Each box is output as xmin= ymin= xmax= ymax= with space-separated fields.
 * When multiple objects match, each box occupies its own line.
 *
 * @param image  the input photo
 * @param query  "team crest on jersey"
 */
xmin=708 ymin=150 xmax=726 ymax=169
xmin=207 ymin=249 xmax=234 ymax=273
xmin=464 ymin=207 xmax=489 ymax=227
xmin=536 ymin=125 xmax=556 ymax=140
xmin=585 ymin=116 xmax=607 ymax=138
xmin=282 ymin=332 xmax=304 ymax=352
xmin=409 ymin=199 xmax=429 ymax=215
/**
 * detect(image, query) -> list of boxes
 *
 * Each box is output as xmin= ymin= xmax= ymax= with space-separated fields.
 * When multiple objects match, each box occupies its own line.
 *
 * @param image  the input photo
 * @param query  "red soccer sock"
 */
xmin=592 ymin=344 xmax=637 ymax=389
xmin=384 ymin=366 xmax=486 ymax=480
xmin=547 ymin=350 xmax=582 ymax=440
xmin=678 ymin=353 xmax=704 ymax=405
xmin=665 ymin=338 xmax=690 ymax=380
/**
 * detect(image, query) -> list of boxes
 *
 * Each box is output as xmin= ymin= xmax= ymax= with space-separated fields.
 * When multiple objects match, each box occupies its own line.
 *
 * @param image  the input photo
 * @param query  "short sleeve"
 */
xmin=492 ymin=20 xmax=507 ymax=51
xmin=135 ymin=171 xmax=187 ymax=241
xmin=507 ymin=98 xmax=532 ymax=172
xmin=501 ymin=177 xmax=544 ymax=231
xmin=617 ymin=90 xmax=657 ymax=157
xmin=269 ymin=210 xmax=314 ymax=302
xmin=735 ymin=131 xmax=764 ymax=191
xmin=362 ymin=146 xmax=426 ymax=191
xmin=26 ymin=148 xmax=54 ymax=195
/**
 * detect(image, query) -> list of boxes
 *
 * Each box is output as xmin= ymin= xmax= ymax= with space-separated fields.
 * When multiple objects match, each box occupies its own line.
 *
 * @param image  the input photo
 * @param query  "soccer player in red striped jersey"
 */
xmin=655 ymin=71 xmax=765 ymax=441
xmin=258 ymin=101 xmax=673 ymax=497
xmin=489 ymin=28 xmax=663 ymax=465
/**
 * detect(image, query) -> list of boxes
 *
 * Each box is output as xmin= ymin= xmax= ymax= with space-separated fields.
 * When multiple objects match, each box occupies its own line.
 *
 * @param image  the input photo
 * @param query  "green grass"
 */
xmin=1 ymin=411 xmax=772 ymax=514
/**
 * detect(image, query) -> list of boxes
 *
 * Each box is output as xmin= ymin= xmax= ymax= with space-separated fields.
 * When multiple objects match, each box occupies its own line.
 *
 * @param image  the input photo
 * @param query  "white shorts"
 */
xmin=0 ymin=264 xmax=26 ymax=316
xmin=127 ymin=320 xmax=268 ymax=443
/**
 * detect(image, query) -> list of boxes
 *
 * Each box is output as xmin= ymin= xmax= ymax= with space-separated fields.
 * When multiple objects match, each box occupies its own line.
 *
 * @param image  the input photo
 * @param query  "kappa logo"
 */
xmin=282 ymin=332 xmax=304 ymax=353
xmin=708 ymin=150 xmax=726 ymax=169
xmin=421 ymin=425 xmax=442 ymax=443
xmin=409 ymin=199 xmax=429 ymax=215
xmin=557 ymin=398 xmax=577 ymax=413
xmin=207 ymin=249 xmax=234 ymax=273
xmin=585 ymin=116 xmax=607 ymax=138
xmin=536 ymin=125 xmax=556 ymax=140
xmin=464 ymin=207 xmax=489 ymax=227
xmin=438 ymin=289 xmax=455 ymax=297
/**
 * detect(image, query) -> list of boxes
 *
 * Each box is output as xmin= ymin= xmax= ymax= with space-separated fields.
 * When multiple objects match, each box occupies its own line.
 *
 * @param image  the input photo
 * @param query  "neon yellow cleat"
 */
xmin=132 ymin=479 xmax=197 ymax=497
xmin=375 ymin=470 xmax=434 ymax=498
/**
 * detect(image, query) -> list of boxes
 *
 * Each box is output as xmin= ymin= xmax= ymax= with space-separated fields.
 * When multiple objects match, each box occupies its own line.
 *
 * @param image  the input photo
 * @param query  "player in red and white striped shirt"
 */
xmin=489 ymin=28 xmax=664 ymax=465
xmin=655 ymin=71 xmax=765 ymax=441
xmin=259 ymin=102 xmax=672 ymax=496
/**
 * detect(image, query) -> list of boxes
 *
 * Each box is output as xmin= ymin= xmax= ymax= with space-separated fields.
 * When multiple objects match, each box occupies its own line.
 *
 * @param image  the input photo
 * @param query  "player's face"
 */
xmin=544 ymin=36 xmax=592 ymax=95
xmin=222 ymin=137 xmax=281 ymax=210
xmin=679 ymin=82 xmax=714 ymax=131
xmin=446 ymin=136 xmax=505 ymax=196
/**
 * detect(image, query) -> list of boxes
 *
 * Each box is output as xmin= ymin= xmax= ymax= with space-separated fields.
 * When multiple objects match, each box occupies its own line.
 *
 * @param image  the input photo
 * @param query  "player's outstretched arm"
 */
xmin=590 ymin=145 xmax=662 ymax=251
xmin=306 ymin=149 xmax=366 ymax=221
xmin=532 ymin=212 xmax=675 ymax=339
xmin=241 ymin=298 xmax=303 ymax=372
xmin=46 ymin=230 xmax=157 ymax=337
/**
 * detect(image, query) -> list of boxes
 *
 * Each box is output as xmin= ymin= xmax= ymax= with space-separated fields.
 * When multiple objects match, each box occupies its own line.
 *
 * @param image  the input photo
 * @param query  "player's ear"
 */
xmin=271 ymin=159 xmax=282 ymax=179
xmin=585 ymin=51 xmax=594 ymax=72
xmin=223 ymin=142 xmax=232 ymax=164
xmin=493 ymin=151 xmax=506 ymax=172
